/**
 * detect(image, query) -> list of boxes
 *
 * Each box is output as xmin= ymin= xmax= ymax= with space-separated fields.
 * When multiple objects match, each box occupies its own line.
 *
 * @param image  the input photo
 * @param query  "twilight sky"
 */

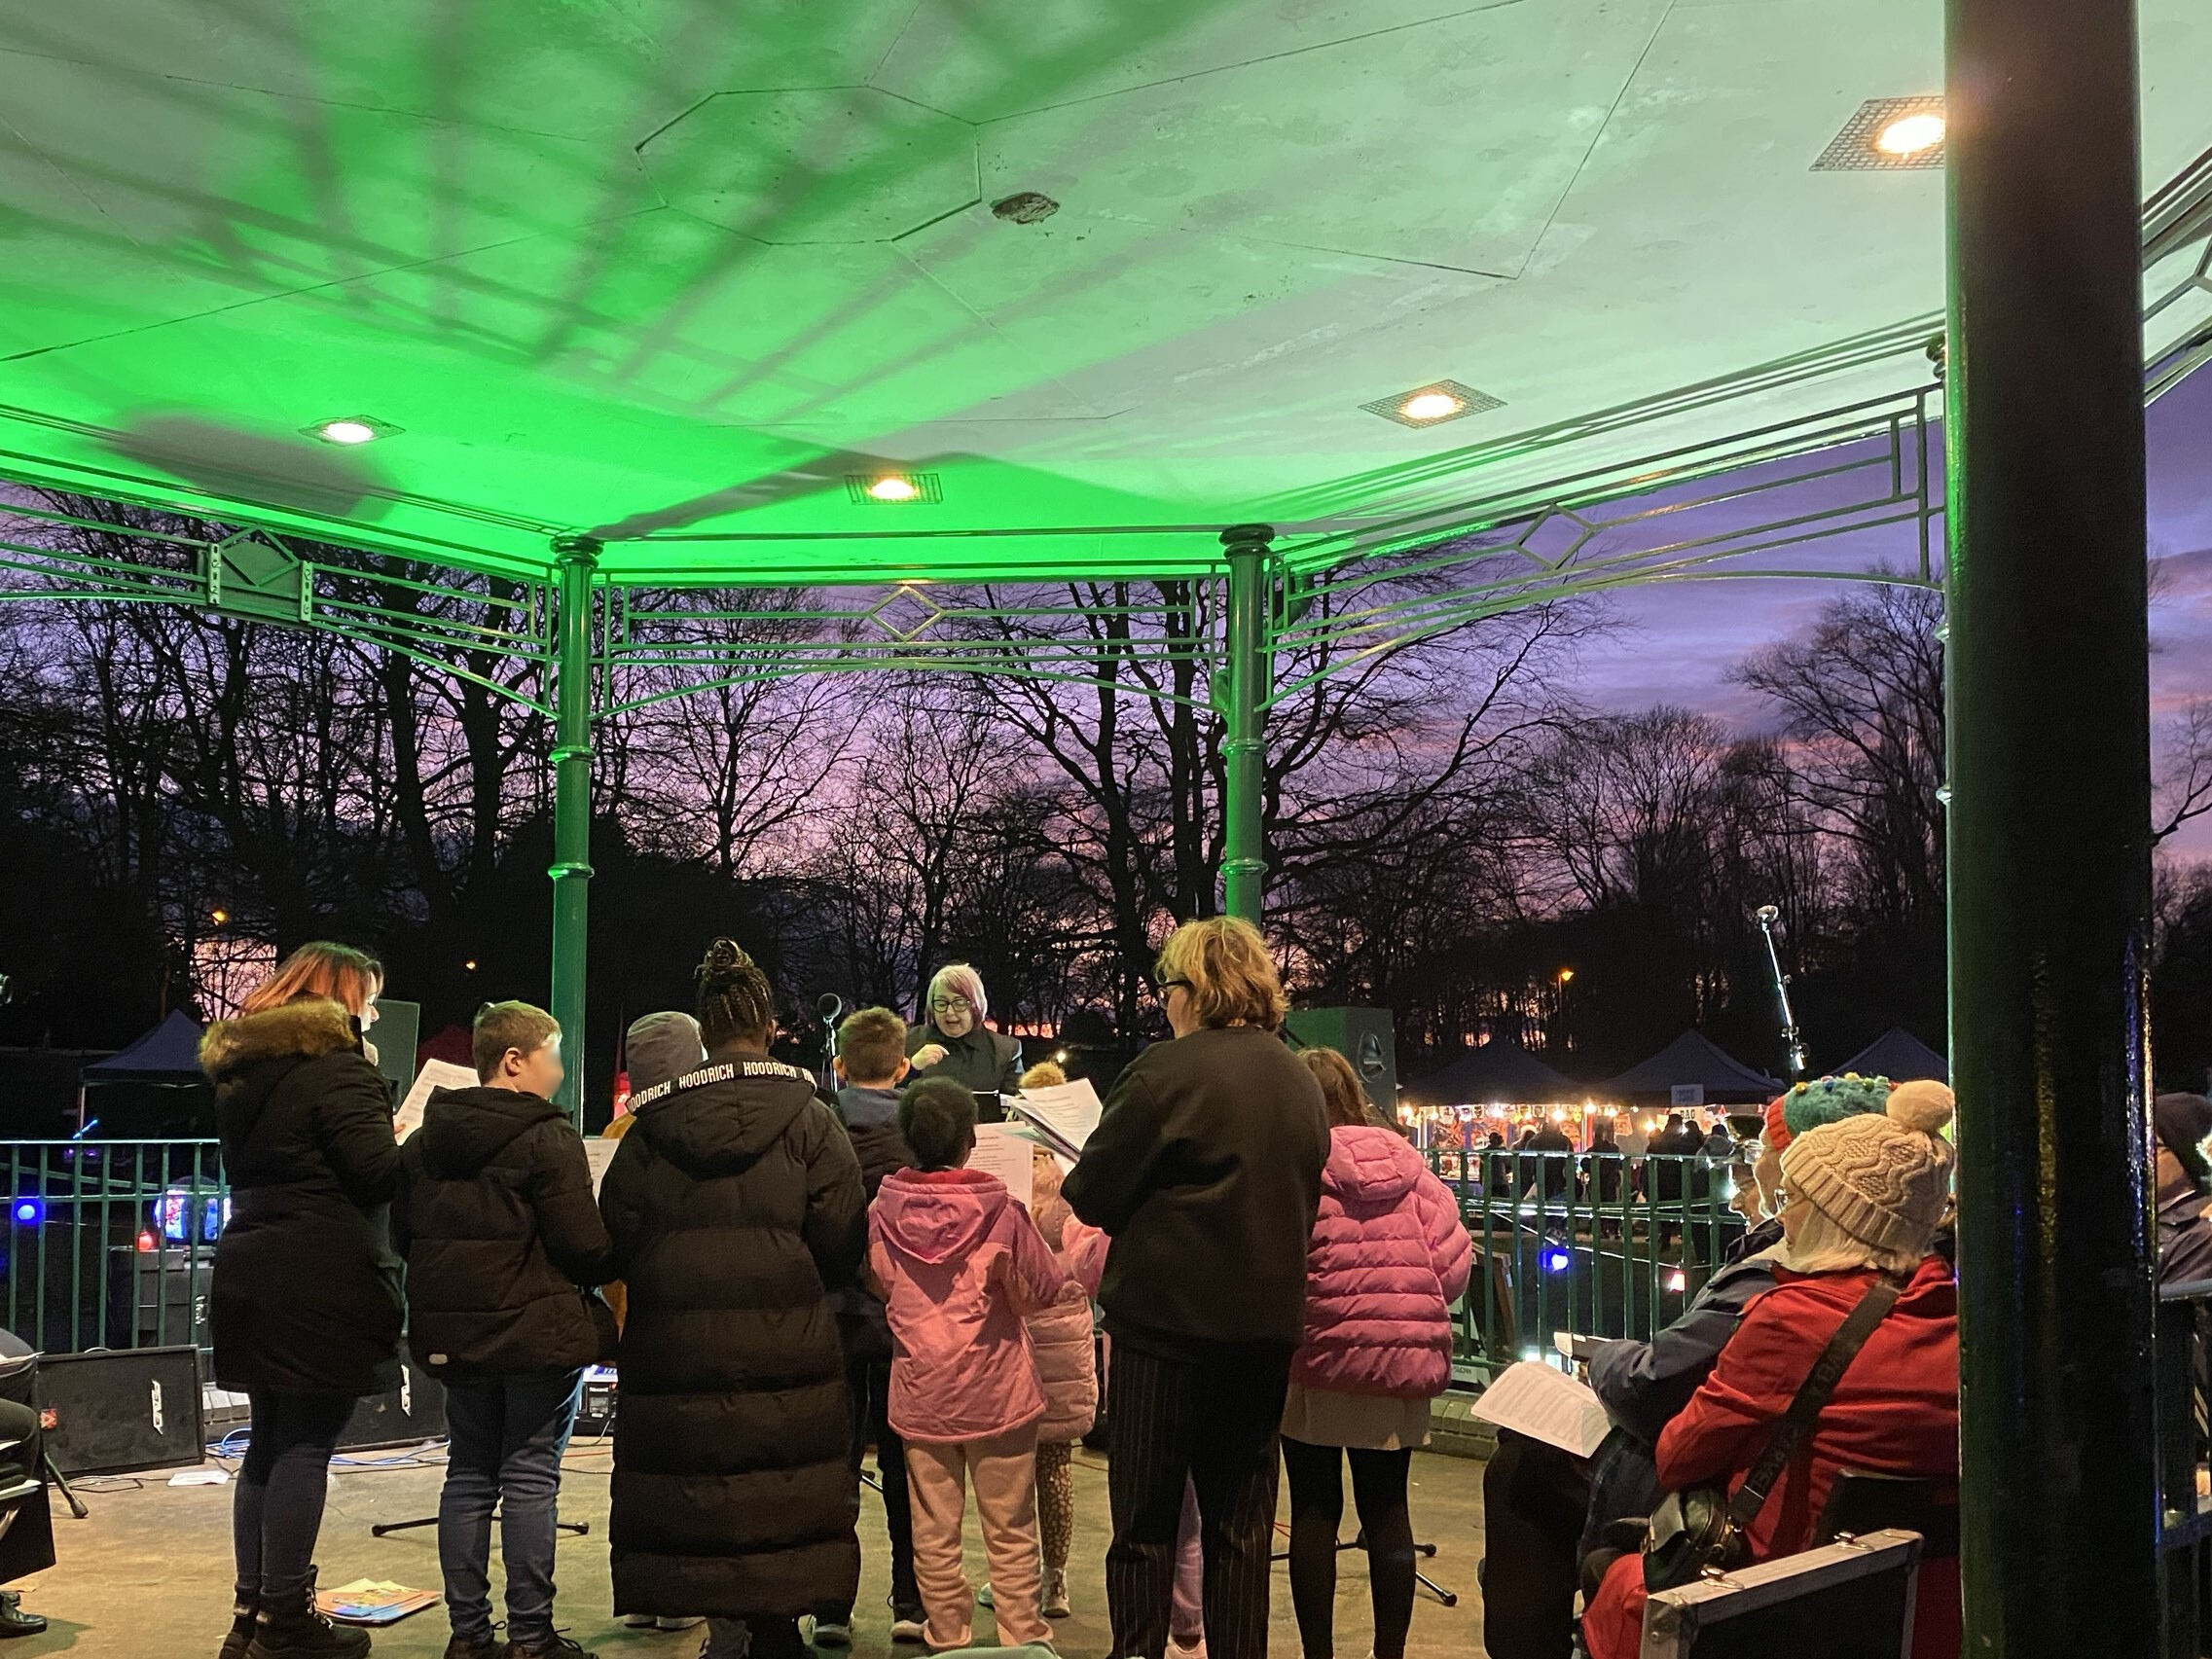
xmin=1567 ymin=366 xmax=2212 ymax=858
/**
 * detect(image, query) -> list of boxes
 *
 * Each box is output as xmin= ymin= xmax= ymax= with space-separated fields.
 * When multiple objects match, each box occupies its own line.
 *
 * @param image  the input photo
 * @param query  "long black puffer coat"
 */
xmin=204 ymin=999 xmax=403 ymax=1396
xmin=600 ymin=1053 xmax=867 ymax=1619
xmin=391 ymin=1085 xmax=612 ymax=1379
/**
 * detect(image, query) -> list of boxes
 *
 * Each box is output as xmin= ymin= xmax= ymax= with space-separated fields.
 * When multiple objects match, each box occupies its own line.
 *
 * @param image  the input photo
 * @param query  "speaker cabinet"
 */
xmin=341 ymin=1347 xmax=446 ymax=1451
xmin=38 ymin=1346 xmax=204 ymax=1476
xmin=1285 ymin=1006 xmax=1399 ymax=1117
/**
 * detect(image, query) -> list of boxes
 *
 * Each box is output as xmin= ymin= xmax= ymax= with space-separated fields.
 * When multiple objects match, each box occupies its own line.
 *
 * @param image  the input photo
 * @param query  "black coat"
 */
xmin=391 ymin=1085 xmax=613 ymax=1379
xmin=204 ymin=1000 xmax=403 ymax=1396
xmin=1064 ymin=1025 xmax=1328 ymax=1355
xmin=600 ymin=1052 xmax=868 ymax=1619
xmin=904 ymin=1021 xmax=1022 ymax=1098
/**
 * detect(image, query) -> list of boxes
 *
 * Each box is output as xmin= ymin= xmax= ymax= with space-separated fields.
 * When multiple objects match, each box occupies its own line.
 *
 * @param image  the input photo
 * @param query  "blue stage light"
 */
xmin=1541 ymin=1243 xmax=1572 ymax=1274
xmin=11 ymin=1199 xmax=42 ymax=1226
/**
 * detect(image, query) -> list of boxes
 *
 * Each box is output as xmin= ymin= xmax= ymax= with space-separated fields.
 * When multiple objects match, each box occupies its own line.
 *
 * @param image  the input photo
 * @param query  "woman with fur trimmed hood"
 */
xmin=202 ymin=941 xmax=403 ymax=1659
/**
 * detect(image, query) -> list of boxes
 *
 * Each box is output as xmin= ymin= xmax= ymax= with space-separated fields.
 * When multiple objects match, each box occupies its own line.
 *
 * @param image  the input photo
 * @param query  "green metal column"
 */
xmin=1219 ymin=523 xmax=1273 ymax=922
xmin=1944 ymin=0 xmax=2157 ymax=1651
xmin=548 ymin=534 xmax=599 ymax=1123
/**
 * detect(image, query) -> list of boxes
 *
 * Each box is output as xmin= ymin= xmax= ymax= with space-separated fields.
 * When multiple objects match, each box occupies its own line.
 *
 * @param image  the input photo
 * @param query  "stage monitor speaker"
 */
xmin=39 ymin=1345 xmax=205 ymax=1476
xmin=341 ymin=1347 xmax=446 ymax=1451
xmin=1285 ymin=1007 xmax=1398 ymax=1118
xmin=370 ymin=997 xmax=420 ymax=1102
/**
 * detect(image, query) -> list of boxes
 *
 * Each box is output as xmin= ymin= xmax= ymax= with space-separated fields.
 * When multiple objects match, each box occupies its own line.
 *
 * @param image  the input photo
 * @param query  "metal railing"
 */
xmin=2 ymin=1139 xmax=226 ymax=1354
xmin=1425 ymin=1143 xmax=1748 ymax=1377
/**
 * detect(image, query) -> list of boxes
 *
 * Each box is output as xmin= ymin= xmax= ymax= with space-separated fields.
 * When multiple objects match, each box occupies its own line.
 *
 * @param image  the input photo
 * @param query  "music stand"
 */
xmin=1270 ymin=1523 xmax=1458 ymax=1607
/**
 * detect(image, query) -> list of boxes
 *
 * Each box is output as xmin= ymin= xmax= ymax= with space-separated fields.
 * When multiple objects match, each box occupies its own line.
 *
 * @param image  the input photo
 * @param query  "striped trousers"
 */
xmin=1104 ymin=1342 xmax=1292 ymax=1659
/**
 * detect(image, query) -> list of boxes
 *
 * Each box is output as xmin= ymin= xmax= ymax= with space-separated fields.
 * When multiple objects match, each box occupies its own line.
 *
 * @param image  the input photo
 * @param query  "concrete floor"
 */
xmin=5 ymin=1440 xmax=1488 ymax=1657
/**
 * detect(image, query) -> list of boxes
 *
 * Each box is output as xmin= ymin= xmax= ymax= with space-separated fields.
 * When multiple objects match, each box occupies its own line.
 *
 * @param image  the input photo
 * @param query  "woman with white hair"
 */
xmin=906 ymin=963 xmax=1023 ymax=1102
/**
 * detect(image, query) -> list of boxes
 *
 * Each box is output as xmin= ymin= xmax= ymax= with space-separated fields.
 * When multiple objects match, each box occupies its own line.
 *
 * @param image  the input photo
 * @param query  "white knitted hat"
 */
xmin=1780 ymin=1081 xmax=1956 ymax=1254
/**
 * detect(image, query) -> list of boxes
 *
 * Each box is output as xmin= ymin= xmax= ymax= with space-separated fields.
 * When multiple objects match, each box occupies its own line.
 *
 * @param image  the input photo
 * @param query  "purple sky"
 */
xmin=1571 ymin=367 xmax=2212 ymax=857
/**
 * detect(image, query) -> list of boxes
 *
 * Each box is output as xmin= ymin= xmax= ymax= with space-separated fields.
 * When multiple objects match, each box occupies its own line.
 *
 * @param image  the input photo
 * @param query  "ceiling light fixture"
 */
xmin=1813 ymin=96 xmax=1946 ymax=171
xmin=305 ymin=415 xmax=400 ymax=445
xmin=1361 ymin=379 xmax=1504 ymax=429
xmin=847 ymin=471 xmax=943 ymax=505
xmin=1876 ymin=113 xmax=1946 ymax=156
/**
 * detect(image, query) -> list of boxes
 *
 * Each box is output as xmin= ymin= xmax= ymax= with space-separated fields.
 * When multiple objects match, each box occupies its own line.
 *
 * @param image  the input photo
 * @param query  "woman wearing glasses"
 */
xmin=1064 ymin=917 xmax=1330 ymax=1659
xmin=905 ymin=963 xmax=1023 ymax=1103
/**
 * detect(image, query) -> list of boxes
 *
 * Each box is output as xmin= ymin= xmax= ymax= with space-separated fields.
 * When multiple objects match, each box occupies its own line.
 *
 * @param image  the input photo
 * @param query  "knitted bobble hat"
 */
xmin=1781 ymin=1081 xmax=1957 ymax=1256
xmin=1781 ymin=1072 xmax=1895 ymax=1141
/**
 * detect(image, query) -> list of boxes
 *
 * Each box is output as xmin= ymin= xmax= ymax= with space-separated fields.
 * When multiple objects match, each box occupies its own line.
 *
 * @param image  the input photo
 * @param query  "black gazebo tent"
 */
xmin=1404 ymin=1042 xmax=1580 ymax=1106
xmin=1599 ymin=1030 xmax=1780 ymax=1104
xmin=1838 ymin=1027 xmax=1949 ymax=1085
xmin=78 ymin=1011 xmax=210 ymax=1137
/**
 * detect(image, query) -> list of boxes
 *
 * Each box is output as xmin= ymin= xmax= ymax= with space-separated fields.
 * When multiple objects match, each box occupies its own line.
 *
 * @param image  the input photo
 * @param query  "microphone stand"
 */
xmin=1755 ymin=905 xmax=1808 ymax=1080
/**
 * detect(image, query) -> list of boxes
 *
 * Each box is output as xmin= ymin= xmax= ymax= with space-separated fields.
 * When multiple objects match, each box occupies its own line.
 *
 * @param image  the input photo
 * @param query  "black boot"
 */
xmin=242 ymin=1571 xmax=371 ymax=1659
xmin=218 ymin=1597 xmax=257 ymax=1659
xmin=0 ymin=1592 xmax=45 ymax=1639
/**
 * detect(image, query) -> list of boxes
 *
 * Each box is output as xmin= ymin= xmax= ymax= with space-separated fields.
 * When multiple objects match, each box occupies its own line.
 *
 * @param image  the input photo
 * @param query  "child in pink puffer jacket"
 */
xmin=871 ymin=1078 xmax=1073 ymax=1652
xmin=1282 ymin=1048 xmax=1472 ymax=1659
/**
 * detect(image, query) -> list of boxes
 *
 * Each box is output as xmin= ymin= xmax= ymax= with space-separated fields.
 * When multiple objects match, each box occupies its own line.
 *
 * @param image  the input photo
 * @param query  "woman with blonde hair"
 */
xmin=1065 ymin=916 xmax=1330 ymax=1659
xmin=201 ymin=941 xmax=402 ymax=1659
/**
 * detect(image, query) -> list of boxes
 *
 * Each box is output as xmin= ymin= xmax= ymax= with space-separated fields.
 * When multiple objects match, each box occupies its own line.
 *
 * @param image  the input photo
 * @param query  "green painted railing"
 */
xmin=1424 ymin=1143 xmax=1749 ymax=1376
xmin=1 ymin=1139 xmax=227 ymax=1354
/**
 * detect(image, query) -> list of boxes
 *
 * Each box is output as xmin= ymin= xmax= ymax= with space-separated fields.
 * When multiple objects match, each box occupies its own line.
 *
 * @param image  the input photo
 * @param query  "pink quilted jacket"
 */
xmin=1028 ymin=1158 xmax=1107 ymax=1442
xmin=871 ymin=1168 xmax=1072 ymax=1444
xmin=1290 ymin=1125 xmax=1473 ymax=1399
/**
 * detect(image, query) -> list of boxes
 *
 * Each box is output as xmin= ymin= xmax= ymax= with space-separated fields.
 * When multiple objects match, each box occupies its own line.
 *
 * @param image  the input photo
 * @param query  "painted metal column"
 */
xmin=1219 ymin=523 xmax=1274 ymax=922
xmin=1944 ymin=0 xmax=2157 ymax=1651
xmin=548 ymin=534 xmax=599 ymax=1123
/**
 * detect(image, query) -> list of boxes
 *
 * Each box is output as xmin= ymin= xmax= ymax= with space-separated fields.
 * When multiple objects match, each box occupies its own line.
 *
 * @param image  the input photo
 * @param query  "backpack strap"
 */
xmin=1725 ymin=1272 xmax=1907 ymax=1530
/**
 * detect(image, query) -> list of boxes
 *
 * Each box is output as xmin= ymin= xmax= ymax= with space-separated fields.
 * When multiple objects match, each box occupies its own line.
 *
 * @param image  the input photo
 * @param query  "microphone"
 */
xmin=815 ymin=992 xmax=844 ymax=1025
xmin=1755 ymin=905 xmax=1780 ymax=925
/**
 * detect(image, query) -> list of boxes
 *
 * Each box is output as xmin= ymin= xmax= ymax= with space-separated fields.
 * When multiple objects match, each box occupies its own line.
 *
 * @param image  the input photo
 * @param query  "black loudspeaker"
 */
xmin=341 ymin=1347 xmax=446 ymax=1451
xmin=38 ymin=1346 xmax=205 ymax=1476
xmin=1285 ymin=1007 xmax=1399 ymax=1117
xmin=370 ymin=997 xmax=420 ymax=1102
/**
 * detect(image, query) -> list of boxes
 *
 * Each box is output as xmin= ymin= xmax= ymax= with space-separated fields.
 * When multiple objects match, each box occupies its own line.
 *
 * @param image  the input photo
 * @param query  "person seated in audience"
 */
xmin=1579 ymin=1083 xmax=1961 ymax=1659
xmin=2155 ymin=1092 xmax=2212 ymax=1284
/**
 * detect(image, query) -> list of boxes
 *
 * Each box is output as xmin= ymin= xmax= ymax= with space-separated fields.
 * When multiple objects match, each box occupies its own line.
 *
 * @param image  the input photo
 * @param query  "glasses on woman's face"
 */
xmin=1153 ymin=976 xmax=1191 ymax=1000
xmin=930 ymin=996 xmax=972 ymax=1016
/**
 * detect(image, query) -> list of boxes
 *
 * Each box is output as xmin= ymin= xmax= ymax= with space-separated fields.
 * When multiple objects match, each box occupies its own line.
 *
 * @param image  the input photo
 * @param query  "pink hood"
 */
xmin=1291 ymin=1125 xmax=1473 ymax=1399
xmin=870 ymin=1168 xmax=1070 ymax=1443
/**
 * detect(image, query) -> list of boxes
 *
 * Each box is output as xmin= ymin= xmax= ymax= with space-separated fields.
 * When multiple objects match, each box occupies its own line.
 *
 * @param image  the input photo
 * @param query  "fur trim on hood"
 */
xmin=200 ymin=998 xmax=359 ymax=1077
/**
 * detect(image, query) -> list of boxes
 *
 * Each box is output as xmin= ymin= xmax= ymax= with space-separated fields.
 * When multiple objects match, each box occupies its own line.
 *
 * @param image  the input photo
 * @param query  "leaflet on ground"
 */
xmin=1003 ymin=1079 xmax=1104 ymax=1166
xmin=1467 ymin=1359 xmax=1613 ymax=1460
xmin=391 ymin=1059 xmax=480 ymax=1142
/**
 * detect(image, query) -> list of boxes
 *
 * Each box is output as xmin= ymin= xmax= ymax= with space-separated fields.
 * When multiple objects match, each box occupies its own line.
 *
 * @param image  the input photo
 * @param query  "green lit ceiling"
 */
xmin=2 ymin=0 xmax=2208 ymax=582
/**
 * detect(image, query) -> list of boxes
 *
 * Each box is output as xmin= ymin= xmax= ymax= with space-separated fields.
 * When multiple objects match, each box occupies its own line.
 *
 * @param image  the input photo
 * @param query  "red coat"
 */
xmin=1291 ymin=1125 xmax=1473 ymax=1398
xmin=1583 ymin=1254 xmax=1960 ymax=1659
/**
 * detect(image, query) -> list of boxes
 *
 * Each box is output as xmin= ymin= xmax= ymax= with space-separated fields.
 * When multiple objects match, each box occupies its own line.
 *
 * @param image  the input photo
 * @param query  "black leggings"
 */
xmin=1281 ymin=1436 xmax=1416 ymax=1659
xmin=234 ymin=1390 xmax=353 ymax=1603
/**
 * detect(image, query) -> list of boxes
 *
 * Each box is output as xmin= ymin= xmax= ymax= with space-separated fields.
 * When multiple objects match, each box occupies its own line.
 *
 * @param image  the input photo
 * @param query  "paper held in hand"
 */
xmin=392 ymin=1059 xmax=480 ymax=1142
xmin=967 ymin=1123 xmax=1037 ymax=1209
xmin=1004 ymin=1078 xmax=1104 ymax=1165
xmin=1468 ymin=1360 xmax=1614 ymax=1460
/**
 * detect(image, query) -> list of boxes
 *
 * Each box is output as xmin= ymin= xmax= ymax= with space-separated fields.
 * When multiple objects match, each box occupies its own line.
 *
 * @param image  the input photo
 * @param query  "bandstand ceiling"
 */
xmin=0 ymin=0 xmax=2207 ymax=581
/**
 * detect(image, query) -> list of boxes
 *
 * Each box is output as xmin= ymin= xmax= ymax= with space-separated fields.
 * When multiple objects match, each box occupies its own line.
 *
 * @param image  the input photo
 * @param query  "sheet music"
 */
xmin=583 ymin=1136 xmax=620 ymax=1198
xmin=1005 ymin=1079 xmax=1104 ymax=1164
xmin=968 ymin=1123 xmax=1035 ymax=1209
xmin=1468 ymin=1360 xmax=1613 ymax=1459
xmin=391 ymin=1060 xmax=481 ymax=1142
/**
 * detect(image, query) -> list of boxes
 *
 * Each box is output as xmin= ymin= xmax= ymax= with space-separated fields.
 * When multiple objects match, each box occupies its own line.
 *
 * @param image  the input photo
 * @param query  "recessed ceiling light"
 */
xmin=991 ymin=192 xmax=1061 ymax=224
xmin=1876 ymin=113 xmax=1946 ymax=156
xmin=305 ymin=415 xmax=400 ymax=445
xmin=846 ymin=471 xmax=943 ymax=505
xmin=1361 ymin=379 xmax=1505 ymax=429
xmin=1813 ymin=96 xmax=1946 ymax=171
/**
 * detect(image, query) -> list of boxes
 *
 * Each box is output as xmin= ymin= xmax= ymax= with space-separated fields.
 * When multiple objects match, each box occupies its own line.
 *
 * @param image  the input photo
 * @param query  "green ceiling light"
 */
xmin=1361 ymin=379 xmax=1505 ymax=429
xmin=306 ymin=415 xmax=400 ymax=446
xmin=1813 ymin=97 xmax=1947 ymax=171
xmin=847 ymin=471 xmax=943 ymax=505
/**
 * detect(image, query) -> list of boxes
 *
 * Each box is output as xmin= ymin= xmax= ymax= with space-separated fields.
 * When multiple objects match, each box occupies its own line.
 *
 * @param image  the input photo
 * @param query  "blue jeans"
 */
xmin=438 ymin=1369 xmax=584 ymax=1644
